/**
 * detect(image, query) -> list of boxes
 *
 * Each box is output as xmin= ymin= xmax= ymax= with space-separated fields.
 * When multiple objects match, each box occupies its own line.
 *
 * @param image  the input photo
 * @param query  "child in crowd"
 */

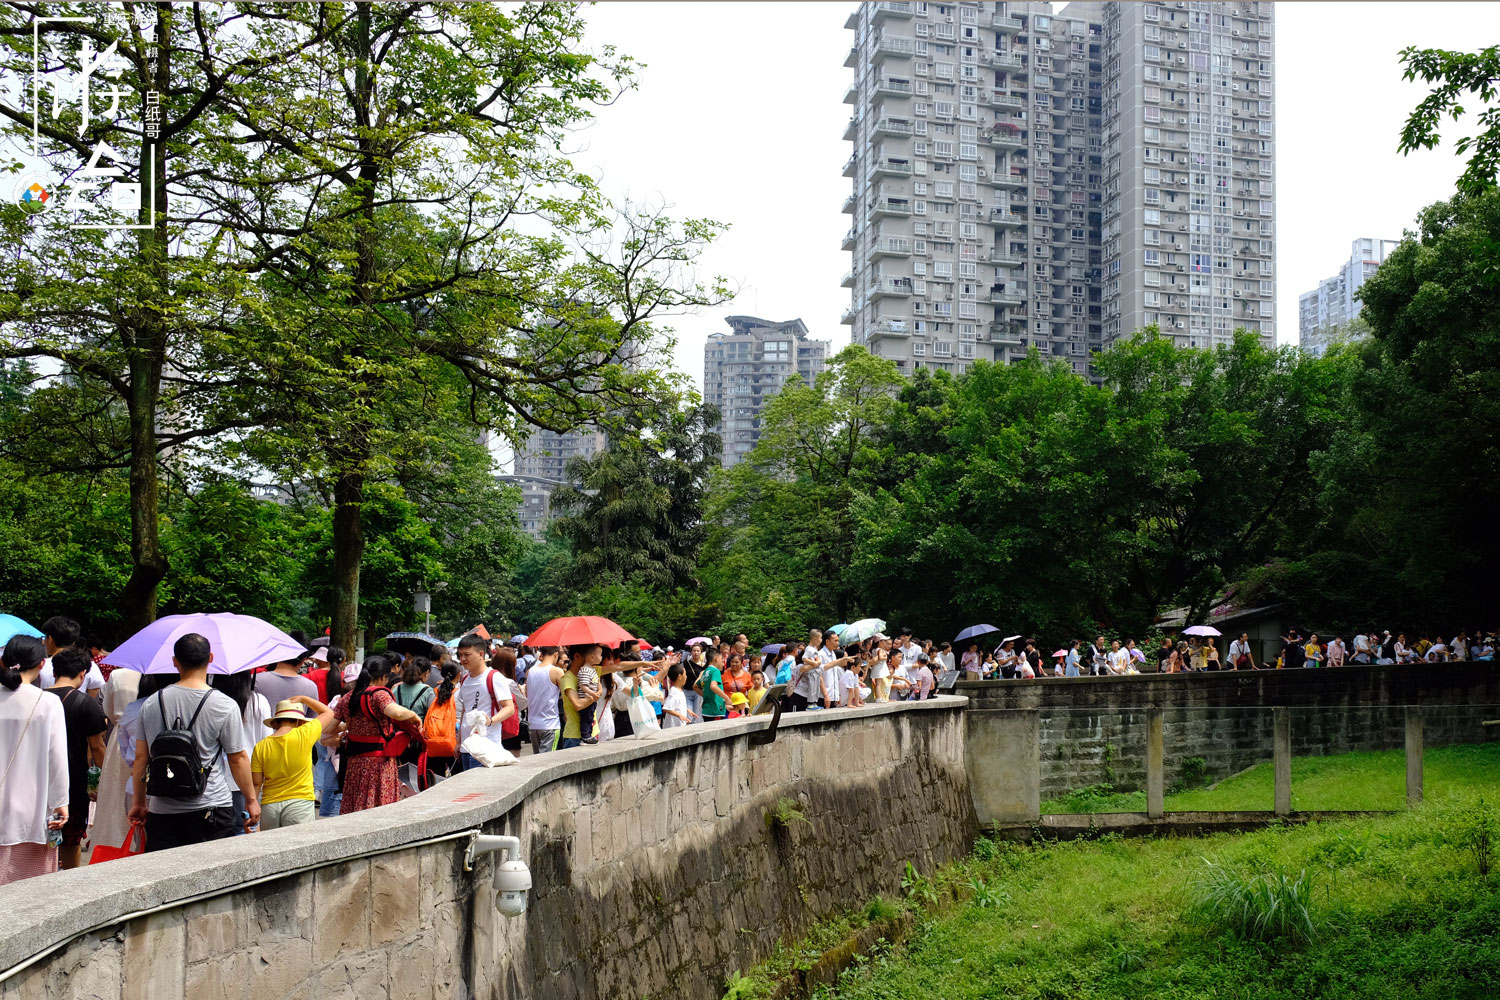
xmin=661 ymin=664 xmax=692 ymax=728
xmin=747 ymin=670 xmax=768 ymax=712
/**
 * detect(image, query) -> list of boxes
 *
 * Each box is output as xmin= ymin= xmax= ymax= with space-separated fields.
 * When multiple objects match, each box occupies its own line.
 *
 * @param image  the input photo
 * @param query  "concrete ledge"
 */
xmin=0 ymin=695 xmax=966 ymax=975
xmin=989 ymin=809 xmax=1394 ymax=841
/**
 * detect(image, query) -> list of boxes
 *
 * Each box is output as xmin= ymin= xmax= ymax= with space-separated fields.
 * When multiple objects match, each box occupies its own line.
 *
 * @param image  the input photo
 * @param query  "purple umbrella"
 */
xmin=105 ymin=613 xmax=308 ymax=675
xmin=685 ymin=636 xmax=712 ymax=647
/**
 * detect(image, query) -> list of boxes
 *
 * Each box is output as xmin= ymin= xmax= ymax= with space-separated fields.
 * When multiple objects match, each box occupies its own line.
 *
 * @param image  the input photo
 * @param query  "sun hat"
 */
xmin=342 ymin=663 xmax=360 ymax=684
xmin=729 ymin=692 xmax=749 ymax=707
xmin=264 ymin=699 xmax=310 ymax=728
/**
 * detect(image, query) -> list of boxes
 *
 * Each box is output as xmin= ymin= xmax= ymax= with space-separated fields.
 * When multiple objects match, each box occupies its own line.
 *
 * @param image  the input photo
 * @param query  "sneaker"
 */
xmin=581 ymin=737 xmax=598 ymax=745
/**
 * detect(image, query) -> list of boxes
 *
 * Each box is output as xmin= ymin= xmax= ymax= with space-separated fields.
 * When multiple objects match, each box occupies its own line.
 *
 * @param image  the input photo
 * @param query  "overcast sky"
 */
xmin=573 ymin=2 xmax=1500 ymax=393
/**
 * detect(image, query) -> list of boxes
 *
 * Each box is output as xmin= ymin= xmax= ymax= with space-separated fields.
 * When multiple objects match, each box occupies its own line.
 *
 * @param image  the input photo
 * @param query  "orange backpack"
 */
xmin=422 ymin=692 xmax=459 ymax=757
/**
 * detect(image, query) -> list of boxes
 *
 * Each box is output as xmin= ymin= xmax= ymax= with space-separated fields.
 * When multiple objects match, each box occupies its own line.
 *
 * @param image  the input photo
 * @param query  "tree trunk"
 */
xmin=118 ymin=9 xmax=173 ymax=634
xmin=330 ymin=469 xmax=365 ymax=654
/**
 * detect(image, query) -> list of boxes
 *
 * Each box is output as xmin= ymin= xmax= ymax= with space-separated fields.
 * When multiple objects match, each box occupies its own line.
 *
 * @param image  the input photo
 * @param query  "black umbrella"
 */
xmin=384 ymin=631 xmax=444 ymax=656
xmin=310 ymin=636 xmax=331 ymax=648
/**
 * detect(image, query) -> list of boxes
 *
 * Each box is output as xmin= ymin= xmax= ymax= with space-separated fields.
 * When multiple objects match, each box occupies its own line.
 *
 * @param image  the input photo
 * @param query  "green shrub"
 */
xmin=1189 ymin=860 xmax=1317 ymax=944
xmin=1439 ymin=795 xmax=1498 ymax=877
xmin=765 ymin=796 xmax=810 ymax=833
xmin=864 ymin=896 xmax=903 ymax=922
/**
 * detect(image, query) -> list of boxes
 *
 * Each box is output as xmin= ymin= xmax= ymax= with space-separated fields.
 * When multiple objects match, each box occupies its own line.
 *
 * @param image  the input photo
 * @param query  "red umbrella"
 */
xmin=526 ymin=615 xmax=635 ymax=648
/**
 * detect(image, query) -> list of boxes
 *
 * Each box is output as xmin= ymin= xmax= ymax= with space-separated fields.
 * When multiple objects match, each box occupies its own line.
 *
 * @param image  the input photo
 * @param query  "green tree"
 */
xmin=549 ymin=400 xmax=722 ymax=591
xmin=1399 ymin=44 xmax=1500 ymax=196
xmin=1307 ymin=191 xmax=1500 ymax=625
xmin=703 ymin=346 xmax=902 ymax=623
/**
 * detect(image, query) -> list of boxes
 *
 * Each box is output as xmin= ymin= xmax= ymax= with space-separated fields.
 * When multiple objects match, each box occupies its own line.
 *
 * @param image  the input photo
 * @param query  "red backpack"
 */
xmin=486 ymin=672 xmax=519 ymax=741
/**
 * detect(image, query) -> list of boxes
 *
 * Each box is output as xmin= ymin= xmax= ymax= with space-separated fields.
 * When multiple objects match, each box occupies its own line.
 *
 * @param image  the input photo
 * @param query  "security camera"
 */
xmin=465 ymin=834 xmax=532 ymax=918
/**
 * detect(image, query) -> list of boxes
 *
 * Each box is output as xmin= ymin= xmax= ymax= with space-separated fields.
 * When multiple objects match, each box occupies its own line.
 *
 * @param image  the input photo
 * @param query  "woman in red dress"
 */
xmin=335 ymin=655 xmax=421 ymax=814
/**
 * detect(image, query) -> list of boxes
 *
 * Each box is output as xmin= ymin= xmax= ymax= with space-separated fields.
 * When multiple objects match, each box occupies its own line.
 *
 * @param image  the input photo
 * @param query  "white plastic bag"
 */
xmin=461 ymin=733 xmax=515 ymax=767
xmin=629 ymin=691 xmax=661 ymax=738
xmin=461 ymin=709 xmax=515 ymax=766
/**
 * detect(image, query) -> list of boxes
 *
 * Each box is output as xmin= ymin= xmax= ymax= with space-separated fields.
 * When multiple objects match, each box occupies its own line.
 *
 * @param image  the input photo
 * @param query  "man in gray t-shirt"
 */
xmin=255 ymin=658 xmax=319 ymax=718
xmin=129 ymin=634 xmax=259 ymax=851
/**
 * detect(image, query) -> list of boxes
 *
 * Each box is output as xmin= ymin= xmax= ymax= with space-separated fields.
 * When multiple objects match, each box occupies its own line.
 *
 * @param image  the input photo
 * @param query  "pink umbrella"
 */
xmin=1052 ymin=649 xmax=1069 ymax=658
xmin=1182 ymin=625 xmax=1222 ymax=637
xmin=105 ymin=613 xmax=308 ymax=675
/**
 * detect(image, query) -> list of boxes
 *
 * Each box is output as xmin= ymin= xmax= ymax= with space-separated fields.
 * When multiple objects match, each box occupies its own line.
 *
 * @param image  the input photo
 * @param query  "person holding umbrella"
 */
xmin=129 ymin=634 xmax=260 ymax=850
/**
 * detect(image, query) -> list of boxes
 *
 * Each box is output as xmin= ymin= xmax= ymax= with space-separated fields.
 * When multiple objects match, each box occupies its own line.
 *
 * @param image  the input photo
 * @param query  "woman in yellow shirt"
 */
xmin=252 ymin=695 xmax=335 ymax=830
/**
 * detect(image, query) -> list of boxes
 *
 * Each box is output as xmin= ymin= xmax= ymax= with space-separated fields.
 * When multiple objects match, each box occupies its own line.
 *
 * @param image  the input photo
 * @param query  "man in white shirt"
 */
xmin=1228 ymin=632 xmax=1255 ymax=671
xmin=456 ymin=635 xmax=514 ymax=766
xmin=791 ymin=629 xmax=824 ymax=712
xmin=1450 ymin=632 xmax=1469 ymax=661
xmin=37 ymin=616 xmax=105 ymax=698
xmin=899 ymin=629 xmax=921 ymax=666
xmin=1089 ymin=637 xmax=1108 ymax=676
xmin=1352 ymin=632 xmax=1373 ymax=664
xmin=815 ymin=633 xmax=855 ymax=709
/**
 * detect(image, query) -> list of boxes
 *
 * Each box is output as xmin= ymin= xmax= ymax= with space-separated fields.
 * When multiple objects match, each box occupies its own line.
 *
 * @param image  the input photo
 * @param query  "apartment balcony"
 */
xmin=843 ymin=82 xmax=859 ymax=105
xmin=844 ymin=10 xmax=859 ymax=30
xmin=872 ymin=37 xmax=916 ymax=61
xmin=869 ymin=157 xmax=913 ymax=179
xmin=840 ymin=306 xmax=857 ymax=325
xmin=990 ymin=208 xmax=1025 ymax=229
xmin=869 ymin=278 xmax=915 ymax=299
xmin=872 ymin=117 xmax=914 ymax=138
xmin=989 ymin=286 xmax=1024 ymax=306
xmin=842 ymin=270 xmax=859 ymax=289
xmin=989 ymin=320 xmax=1024 ymax=344
xmin=992 ymin=92 xmax=1024 ymax=109
xmin=841 ymin=228 xmax=857 ymax=251
xmin=985 ymin=250 xmax=1026 ymax=268
xmin=985 ymin=128 xmax=1026 ymax=150
xmin=986 ymin=52 xmax=1023 ymax=71
xmin=990 ymin=170 xmax=1028 ymax=188
xmin=867 ymin=197 xmax=912 ymax=219
xmin=991 ymin=14 xmax=1023 ymax=33
xmin=872 ymin=1 xmax=914 ymax=22
xmin=868 ymin=238 xmax=912 ymax=259
xmin=875 ymin=78 xmax=913 ymax=98
xmin=842 ymin=193 xmax=857 ymax=214
xmin=844 ymin=46 xmax=859 ymax=69
xmin=868 ymin=318 xmax=913 ymax=338
xmin=842 ymin=153 xmax=859 ymax=177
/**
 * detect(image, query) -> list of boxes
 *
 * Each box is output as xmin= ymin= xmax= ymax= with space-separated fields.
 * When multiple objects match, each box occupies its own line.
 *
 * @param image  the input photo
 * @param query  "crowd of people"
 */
xmin=0 ymin=612 xmax=1491 ymax=885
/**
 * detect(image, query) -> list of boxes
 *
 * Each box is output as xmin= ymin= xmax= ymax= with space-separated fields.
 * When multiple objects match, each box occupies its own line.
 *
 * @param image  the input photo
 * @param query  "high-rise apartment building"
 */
xmin=1102 ymin=1 xmax=1276 ymax=349
xmin=841 ymin=1 xmax=1274 ymax=375
xmin=704 ymin=315 xmax=829 ymax=466
xmin=1297 ymin=236 xmax=1397 ymax=357
xmin=507 ymin=423 xmax=607 ymax=537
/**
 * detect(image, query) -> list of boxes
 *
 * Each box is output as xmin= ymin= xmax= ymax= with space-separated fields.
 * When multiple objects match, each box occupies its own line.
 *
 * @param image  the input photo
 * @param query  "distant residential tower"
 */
xmin=703 ymin=315 xmax=829 ymax=466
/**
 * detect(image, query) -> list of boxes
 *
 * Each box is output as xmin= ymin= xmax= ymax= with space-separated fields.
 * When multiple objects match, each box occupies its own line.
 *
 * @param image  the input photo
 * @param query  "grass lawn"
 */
xmin=804 ymin=801 xmax=1500 ymax=1000
xmin=1042 ymin=741 xmax=1500 ymax=814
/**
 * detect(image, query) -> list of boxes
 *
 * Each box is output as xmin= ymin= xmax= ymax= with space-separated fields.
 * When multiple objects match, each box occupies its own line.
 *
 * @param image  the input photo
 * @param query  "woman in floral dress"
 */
xmin=335 ymin=655 xmax=421 ymax=814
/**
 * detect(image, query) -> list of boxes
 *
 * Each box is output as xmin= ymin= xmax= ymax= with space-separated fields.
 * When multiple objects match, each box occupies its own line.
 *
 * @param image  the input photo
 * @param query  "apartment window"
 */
xmin=1144 ymin=45 xmax=1161 ymax=62
xmin=933 ymin=261 xmax=953 ymax=278
xmin=1144 ymin=250 xmax=1161 ymax=266
xmin=912 ymin=342 xmax=927 ymax=356
xmin=958 ymin=262 xmax=977 ymax=278
xmin=959 ymin=342 xmax=975 ymax=359
xmin=1145 ymin=229 xmax=1160 ymax=245
xmin=934 ymin=341 xmax=953 ymax=357
xmin=1144 ymin=4 xmax=1160 ymax=20
xmin=1144 ymin=209 xmax=1161 ymax=225
xmin=958 ymin=143 xmax=977 ymax=159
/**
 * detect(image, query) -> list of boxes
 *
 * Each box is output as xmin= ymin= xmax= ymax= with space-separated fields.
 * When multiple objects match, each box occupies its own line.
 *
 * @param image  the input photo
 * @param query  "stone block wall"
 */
xmin=965 ymin=663 xmax=1500 ymax=800
xmin=0 ymin=699 xmax=975 ymax=1000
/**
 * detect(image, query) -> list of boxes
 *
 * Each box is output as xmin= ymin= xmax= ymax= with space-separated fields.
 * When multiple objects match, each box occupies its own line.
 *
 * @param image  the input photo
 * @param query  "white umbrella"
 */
xmin=843 ymin=618 xmax=887 ymax=642
xmin=1182 ymin=625 xmax=1222 ymax=637
xmin=1000 ymin=634 xmax=1022 ymax=643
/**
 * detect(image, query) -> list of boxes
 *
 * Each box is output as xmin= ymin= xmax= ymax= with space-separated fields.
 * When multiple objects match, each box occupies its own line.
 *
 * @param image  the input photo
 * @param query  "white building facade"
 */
xmin=704 ymin=316 xmax=829 ymax=466
xmin=1297 ymin=236 xmax=1398 ymax=357
xmin=841 ymin=0 xmax=1274 ymax=375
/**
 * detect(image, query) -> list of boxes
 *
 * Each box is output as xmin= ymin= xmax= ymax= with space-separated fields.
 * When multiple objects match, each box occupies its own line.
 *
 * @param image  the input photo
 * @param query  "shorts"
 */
xmin=529 ymin=729 xmax=558 ymax=754
xmin=145 ymin=806 xmax=238 ymax=853
xmin=260 ymin=798 xmax=316 ymax=830
xmin=61 ymin=808 xmax=88 ymax=848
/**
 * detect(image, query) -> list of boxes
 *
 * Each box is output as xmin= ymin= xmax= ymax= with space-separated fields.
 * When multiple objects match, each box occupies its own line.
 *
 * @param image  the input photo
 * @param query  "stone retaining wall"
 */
xmin=963 ymin=663 xmax=1500 ymax=799
xmin=0 ymin=698 xmax=975 ymax=1000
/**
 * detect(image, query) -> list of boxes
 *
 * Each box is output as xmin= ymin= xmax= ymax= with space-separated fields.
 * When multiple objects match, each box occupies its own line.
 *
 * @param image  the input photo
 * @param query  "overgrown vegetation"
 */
xmin=793 ymin=808 xmax=1499 ymax=999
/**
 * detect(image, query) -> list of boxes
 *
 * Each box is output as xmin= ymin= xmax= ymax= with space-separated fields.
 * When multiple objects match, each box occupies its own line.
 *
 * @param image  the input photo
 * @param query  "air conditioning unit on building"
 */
xmin=1234 ymin=290 xmax=1242 ymax=296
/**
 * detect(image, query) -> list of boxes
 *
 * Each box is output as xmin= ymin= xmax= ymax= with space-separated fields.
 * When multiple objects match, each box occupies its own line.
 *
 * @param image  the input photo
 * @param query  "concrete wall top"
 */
xmin=0 ymin=696 xmax=966 ymax=977
xmin=959 ymin=662 xmax=1500 ymax=712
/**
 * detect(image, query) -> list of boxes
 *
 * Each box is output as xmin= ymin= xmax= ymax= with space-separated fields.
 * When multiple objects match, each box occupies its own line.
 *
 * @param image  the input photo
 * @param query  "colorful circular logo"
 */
xmin=13 ymin=175 xmax=52 ymax=214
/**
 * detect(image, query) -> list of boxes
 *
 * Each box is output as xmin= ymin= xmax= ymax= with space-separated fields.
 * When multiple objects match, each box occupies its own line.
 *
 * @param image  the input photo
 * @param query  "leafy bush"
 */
xmin=967 ymin=876 xmax=1011 ymax=909
xmin=1439 ymin=795 xmax=1498 ymax=877
xmin=1189 ymin=860 xmax=1317 ymax=944
xmin=972 ymin=835 xmax=1000 ymax=861
xmin=902 ymin=861 xmax=939 ymax=908
xmin=864 ymin=896 xmax=904 ymax=922
xmin=765 ymin=796 xmax=810 ymax=833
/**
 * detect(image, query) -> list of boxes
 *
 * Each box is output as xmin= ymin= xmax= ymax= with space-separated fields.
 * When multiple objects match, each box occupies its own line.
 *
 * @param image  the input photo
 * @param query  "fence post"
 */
xmin=1273 ymin=706 xmax=1291 ymax=816
xmin=1405 ymin=707 xmax=1424 ymax=808
xmin=1146 ymin=707 xmax=1164 ymax=819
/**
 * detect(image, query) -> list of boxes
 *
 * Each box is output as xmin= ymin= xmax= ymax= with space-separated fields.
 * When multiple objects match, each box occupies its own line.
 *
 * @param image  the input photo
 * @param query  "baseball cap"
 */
xmin=342 ymin=663 xmax=360 ymax=684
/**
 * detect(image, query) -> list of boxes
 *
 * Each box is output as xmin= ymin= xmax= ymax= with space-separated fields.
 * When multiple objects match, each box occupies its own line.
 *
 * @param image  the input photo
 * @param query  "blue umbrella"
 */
xmin=761 ymin=643 xmax=784 ymax=656
xmin=511 ymin=634 xmax=529 ymax=644
xmin=955 ymin=624 xmax=1001 ymax=644
xmin=0 ymin=614 xmax=43 ymax=647
xmin=827 ymin=623 xmax=849 ymax=638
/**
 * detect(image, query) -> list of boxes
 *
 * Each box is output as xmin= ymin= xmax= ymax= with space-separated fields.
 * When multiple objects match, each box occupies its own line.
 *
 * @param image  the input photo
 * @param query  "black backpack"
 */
xmin=146 ymin=688 xmax=216 ymax=799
